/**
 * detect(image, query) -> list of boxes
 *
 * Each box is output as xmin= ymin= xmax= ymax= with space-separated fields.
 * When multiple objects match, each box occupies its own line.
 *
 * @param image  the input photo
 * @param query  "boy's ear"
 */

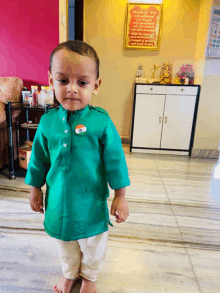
xmin=48 ymin=71 xmax=54 ymax=91
xmin=92 ymin=78 xmax=102 ymax=96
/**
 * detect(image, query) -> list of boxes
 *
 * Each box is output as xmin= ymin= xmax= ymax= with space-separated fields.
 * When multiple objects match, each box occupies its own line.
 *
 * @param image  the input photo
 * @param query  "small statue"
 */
xmin=160 ymin=63 xmax=173 ymax=84
xmin=135 ymin=65 xmax=147 ymax=83
xmin=136 ymin=65 xmax=145 ymax=78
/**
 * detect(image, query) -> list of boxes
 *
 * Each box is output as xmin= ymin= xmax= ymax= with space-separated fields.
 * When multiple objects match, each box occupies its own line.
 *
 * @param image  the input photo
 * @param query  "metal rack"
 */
xmin=4 ymin=101 xmax=55 ymax=179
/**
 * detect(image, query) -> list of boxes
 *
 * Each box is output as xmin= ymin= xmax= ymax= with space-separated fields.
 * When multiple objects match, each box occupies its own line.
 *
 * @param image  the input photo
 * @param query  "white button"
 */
xmin=65 ymin=130 xmax=68 ymax=133
xmin=63 ymin=118 xmax=65 ymax=121
xmin=63 ymin=144 xmax=67 ymax=147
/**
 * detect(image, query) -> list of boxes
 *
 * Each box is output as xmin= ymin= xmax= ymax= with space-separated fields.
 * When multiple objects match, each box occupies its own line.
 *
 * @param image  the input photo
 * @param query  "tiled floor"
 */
xmin=0 ymin=146 xmax=220 ymax=292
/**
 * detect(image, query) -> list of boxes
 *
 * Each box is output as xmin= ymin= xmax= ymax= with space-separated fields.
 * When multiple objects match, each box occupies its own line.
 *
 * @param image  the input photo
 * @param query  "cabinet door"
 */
xmin=161 ymin=95 xmax=196 ymax=150
xmin=132 ymin=94 xmax=165 ymax=148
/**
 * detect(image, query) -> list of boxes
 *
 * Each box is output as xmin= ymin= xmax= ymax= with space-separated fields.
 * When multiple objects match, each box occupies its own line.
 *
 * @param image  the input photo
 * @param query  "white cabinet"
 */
xmin=130 ymin=84 xmax=200 ymax=156
xmin=132 ymin=94 xmax=165 ymax=149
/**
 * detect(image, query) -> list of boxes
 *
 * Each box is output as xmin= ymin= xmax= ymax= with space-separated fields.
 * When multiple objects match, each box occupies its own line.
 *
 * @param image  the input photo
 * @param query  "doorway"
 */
xmin=68 ymin=0 xmax=83 ymax=41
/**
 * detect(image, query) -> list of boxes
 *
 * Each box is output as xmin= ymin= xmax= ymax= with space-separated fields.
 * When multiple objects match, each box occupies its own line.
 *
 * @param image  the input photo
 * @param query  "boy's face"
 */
xmin=48 ymin=49 xmax=101 ymax=113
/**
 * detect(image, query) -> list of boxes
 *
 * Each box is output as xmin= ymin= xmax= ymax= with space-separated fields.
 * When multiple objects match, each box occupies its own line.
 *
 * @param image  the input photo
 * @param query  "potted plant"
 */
xmin=175 ymin=64 xmax=194 ymax=85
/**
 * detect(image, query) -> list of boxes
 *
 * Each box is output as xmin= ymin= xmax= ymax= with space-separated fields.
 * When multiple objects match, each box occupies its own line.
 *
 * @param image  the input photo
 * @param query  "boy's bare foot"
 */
xmin=54 ymin=276 xmax=80 ymax=293
xmin=79 ymin=277 xmax=97 ymax=293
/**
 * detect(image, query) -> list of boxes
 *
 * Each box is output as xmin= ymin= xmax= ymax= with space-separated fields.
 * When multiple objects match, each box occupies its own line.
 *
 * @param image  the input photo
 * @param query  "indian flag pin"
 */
xmin=75 ymin=124 xmax=87 ymax=136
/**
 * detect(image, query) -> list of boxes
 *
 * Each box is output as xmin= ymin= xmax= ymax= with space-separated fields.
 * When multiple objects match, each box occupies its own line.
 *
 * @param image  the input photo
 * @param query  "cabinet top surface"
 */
xmin=135 ymin=83 xmax=200 ymax=87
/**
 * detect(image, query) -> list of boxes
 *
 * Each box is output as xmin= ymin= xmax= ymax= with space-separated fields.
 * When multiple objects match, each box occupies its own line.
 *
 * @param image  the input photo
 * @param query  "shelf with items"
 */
xmin=20 ymin=123 xmax=39 ymax=130
xmin=5 ymin=101 xmax=59 ymax=179
xmin=22 ymin=85 xmax=55 ymax=107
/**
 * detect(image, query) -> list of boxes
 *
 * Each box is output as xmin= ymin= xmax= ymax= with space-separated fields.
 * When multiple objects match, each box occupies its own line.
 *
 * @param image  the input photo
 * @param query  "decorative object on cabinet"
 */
xmin=205 ymin=6 xmax=220 ymax=58
xmin=148 ymin=63 xmax=162 ymax=84
xmin=135 ymin=65 xmax=147 ymax=83
xmin=130 ymin=84 xmax=201 ymax=156
xmin=124 ymin=3 xmax=163 ymax=50
xmin=159 ymin=63 xmax=173 ymax=84
xmin=173 ymin=76 xmax=181 ymax=84
xmin=175 ymin=64 xmax=194 ymax=85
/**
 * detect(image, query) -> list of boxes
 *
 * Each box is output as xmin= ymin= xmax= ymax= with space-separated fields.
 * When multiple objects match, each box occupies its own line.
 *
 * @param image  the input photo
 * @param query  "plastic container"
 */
xmin=38 ymin=86 xmax=46 ymax=106
xmin=47 ymin=88 xmax=54 ymax=105
xmin=22 ymin=91 xmax=32 ymax=106
xmin=39 ymin=86 xmax=54 ymax=105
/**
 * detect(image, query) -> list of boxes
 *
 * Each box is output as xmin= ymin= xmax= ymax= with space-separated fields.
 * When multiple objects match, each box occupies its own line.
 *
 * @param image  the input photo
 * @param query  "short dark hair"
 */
xmin=49 ymin=40 xmax=100 ymax=78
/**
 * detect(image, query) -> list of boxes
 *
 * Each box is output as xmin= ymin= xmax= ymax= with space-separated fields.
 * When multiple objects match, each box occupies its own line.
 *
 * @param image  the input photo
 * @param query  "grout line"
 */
xmin=154 ymin=155 xmax=203 ymax=293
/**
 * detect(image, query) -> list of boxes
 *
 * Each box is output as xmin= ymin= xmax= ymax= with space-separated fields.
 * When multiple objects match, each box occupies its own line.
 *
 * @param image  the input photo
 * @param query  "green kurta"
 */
xmin=25 ymin=104 xmax=130 ymax=241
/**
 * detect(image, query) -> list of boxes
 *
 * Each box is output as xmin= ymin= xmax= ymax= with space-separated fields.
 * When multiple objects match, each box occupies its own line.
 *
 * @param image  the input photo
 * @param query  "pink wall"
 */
xmin=1 ymin=0 xmax=59 ymax=90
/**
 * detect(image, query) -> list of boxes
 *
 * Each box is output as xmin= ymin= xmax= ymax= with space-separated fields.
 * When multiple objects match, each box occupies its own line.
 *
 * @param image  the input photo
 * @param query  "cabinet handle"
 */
xmin=181 ymin=88 xmax=184 ymax=91
xmin=150 ymin=88 xmax=153 ymax=90
xmin=159 ymin=116 xmax=162 ymax=123
xmin=165 ymin=117 xmax=168 ymax=123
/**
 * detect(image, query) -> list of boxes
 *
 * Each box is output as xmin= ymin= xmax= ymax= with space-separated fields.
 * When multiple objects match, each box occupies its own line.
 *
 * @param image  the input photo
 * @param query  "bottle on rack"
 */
xmin=37 ymin=88 xmax=41 ymax=105
xmin=39 ymin=86 xmax=47 ymax=106
xmin=32 ymin=88 xmax=38 ymax=107
xmin=48 ymin=88 xmax=54 ymax=105
xmin=31 ymin=86 xmax=38 ymax=107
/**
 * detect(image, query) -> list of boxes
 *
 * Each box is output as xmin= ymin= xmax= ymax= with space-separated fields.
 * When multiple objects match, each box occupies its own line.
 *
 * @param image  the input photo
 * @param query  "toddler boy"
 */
xmin=25 ymin=40 xmax=130 ymax=293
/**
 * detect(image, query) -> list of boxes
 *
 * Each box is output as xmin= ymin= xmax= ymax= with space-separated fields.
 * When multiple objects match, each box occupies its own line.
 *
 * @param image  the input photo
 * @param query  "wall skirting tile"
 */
xmin=121 ymin=137 xmax=130 ymax=145
xmin=191 ymin=149 xmax=219 ymax=159
xmin=121 ymin=137 xmax=219 ymax=159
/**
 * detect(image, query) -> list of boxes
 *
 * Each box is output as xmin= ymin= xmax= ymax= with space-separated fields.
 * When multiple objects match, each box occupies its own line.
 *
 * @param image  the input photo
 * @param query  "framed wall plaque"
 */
xmin=124 ymin=3 xmax=162 ymax=50
xmin=205 ymin=6 xmax=220 ymax=58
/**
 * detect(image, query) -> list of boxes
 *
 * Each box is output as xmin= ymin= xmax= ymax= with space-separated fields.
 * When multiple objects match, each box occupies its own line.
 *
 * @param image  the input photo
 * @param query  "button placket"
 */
xmin=62 ymin=116 xmax=71 ymax=156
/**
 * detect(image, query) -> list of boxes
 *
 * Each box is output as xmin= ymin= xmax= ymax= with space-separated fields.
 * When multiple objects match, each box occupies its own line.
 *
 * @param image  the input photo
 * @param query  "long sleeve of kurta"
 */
xmin=102 ymin=118 xmax=130 ymax=190
xmin=25 ymin=118 xmax=51 ymax=187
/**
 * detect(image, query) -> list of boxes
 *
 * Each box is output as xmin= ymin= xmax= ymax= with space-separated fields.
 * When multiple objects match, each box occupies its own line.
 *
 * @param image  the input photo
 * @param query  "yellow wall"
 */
xmin=194 ymin=0 xmax=212 ymax=85
xmin=84 ymin=0 xmax=200 ymax=139
xmin=193 ymin=0 xmax=220 ymax=151
xmin=194 ymin=0 xmax=212 ymax=63
xmin=83 ymin=0 xmax=220 ymax=152
xmin=59 ymin=0 xmax=68 ymax=43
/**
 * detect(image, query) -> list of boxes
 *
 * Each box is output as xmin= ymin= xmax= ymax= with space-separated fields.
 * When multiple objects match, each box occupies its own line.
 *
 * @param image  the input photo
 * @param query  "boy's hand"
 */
xmin=29 ymin=186 xmax=44 ymax=214
xmin=110 ymin=188 xmax=129 ymax=223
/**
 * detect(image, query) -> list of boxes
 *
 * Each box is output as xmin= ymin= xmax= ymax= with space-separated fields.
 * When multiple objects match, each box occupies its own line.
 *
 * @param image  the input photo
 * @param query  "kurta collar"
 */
xmin=59 ymin=104 xmax=90 ymax=120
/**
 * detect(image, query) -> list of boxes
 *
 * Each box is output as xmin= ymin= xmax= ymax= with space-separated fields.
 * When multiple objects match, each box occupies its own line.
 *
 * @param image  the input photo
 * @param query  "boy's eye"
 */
xmin=58 ymin=79 xmax=67 ymax=84
xmin=79 ymin=81 xmax=88 ymax=86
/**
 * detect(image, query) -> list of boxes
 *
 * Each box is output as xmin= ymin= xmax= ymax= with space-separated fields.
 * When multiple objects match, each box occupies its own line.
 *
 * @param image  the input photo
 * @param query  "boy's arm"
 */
xmin=111 ymin=187 xmax=129 ymax=223
xmin=25 ymin=117 xmax=50 ymax=188
xmin=29 ymin=186 xmax=44 ymax=214
xmin=102 ymin=118 xmax=130 ymax=223
xmin=101 ymin=118 xmax=130 ymax=190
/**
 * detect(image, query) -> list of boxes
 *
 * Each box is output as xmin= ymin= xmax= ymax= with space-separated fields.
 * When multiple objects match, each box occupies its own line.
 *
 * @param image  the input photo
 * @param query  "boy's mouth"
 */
xmin=66 ymin=98 xmax=79 ymax=100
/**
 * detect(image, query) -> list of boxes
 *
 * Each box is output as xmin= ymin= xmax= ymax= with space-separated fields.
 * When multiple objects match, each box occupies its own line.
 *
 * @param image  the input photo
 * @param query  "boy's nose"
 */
xmin=68 ymin=83 xmax=78 ymax=93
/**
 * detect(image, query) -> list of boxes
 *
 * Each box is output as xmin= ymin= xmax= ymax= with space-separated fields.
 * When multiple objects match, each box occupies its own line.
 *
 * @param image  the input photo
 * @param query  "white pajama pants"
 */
xmin=54 ymin=231 xmax=108 ymax=283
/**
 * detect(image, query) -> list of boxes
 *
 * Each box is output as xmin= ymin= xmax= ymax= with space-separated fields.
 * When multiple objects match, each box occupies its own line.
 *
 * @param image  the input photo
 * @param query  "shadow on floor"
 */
xmin=70 ymin=279 xmax=82 ymax=293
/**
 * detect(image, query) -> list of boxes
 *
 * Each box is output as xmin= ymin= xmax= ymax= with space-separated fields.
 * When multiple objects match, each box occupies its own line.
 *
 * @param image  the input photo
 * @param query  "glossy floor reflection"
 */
xmin=0 ymin=146 xmax=220 ymax=292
